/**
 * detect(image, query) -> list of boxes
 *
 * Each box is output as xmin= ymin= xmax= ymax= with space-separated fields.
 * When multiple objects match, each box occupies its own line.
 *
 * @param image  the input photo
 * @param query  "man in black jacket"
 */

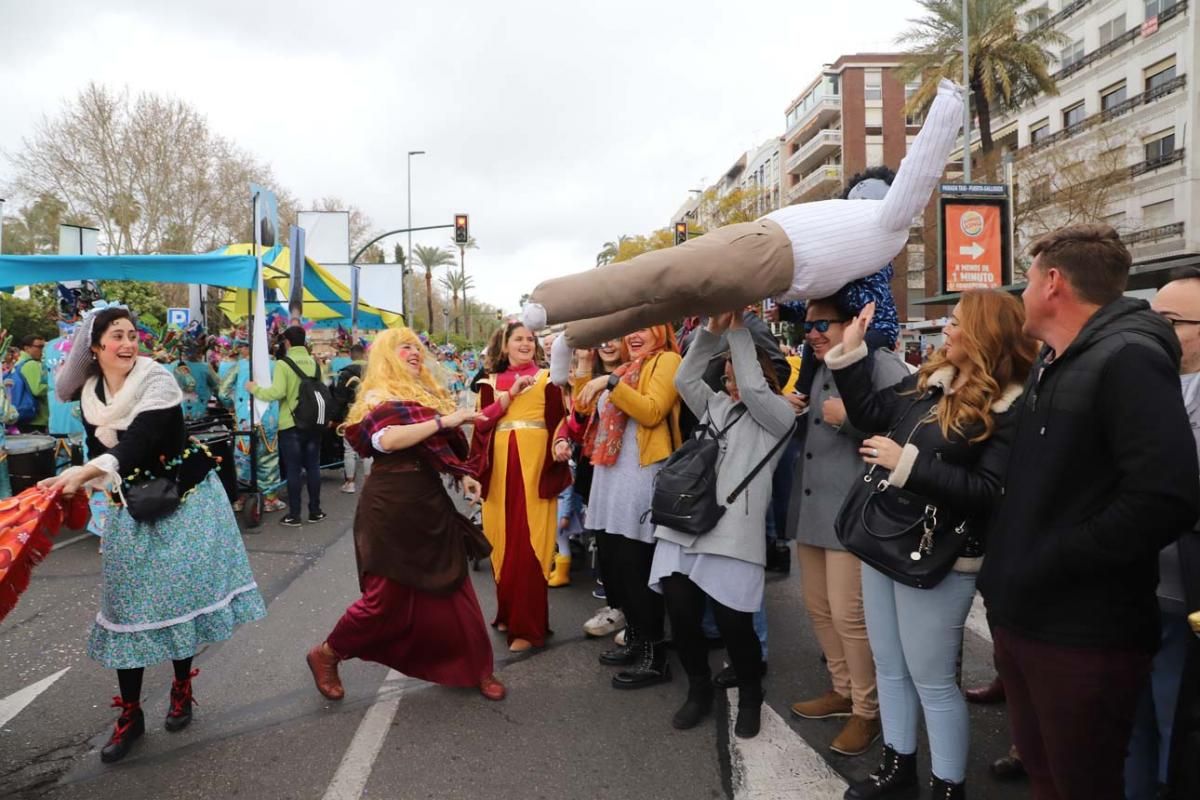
xmin=979 ymin=224 xmax=1200 ymax=800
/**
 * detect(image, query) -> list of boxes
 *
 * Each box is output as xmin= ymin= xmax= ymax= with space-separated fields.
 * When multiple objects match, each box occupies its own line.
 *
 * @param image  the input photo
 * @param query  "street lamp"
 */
xmin=406 ymin=150 xmax=426 ymax=324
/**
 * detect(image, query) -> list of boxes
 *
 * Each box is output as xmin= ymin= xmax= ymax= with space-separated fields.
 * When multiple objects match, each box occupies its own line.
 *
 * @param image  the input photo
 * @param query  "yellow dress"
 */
xmin=480 ymin=370 xmax=560 ymax=583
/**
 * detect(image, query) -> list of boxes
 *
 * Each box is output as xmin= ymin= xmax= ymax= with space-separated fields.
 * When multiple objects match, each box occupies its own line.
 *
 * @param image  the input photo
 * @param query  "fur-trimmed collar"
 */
xmin=926 ymin=365 xmax=1023 ymax=413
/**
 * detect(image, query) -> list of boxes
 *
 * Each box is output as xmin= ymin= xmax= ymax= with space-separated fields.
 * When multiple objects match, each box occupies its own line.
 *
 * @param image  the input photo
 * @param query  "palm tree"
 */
xmin=413 ymin=244 xmax=457 ymax=334
xmin=440 ymin=270 xmax=476 ymax=335
xmin=898 ymin=0 xmax=1066 ymax=171
xmin=449 ymin=234 xmax=479 ymax=336
xmin=596 ymin=240 xmax=619 ymax=267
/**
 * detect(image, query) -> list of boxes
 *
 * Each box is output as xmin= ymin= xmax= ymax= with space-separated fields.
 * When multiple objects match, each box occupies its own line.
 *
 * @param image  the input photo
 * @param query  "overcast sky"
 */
xmin=0 ymin=0 xmax=923 ymax=312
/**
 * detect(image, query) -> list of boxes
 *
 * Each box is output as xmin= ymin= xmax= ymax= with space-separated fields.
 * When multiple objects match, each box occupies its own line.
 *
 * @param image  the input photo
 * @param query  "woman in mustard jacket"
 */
xmin=574 ymin=325 xmax=682 ymax=689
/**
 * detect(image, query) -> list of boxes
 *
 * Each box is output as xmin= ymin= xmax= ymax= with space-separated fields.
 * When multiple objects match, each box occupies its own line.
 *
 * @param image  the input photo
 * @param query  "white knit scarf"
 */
xmin=81 ymin=357 xmax=184 ymax=448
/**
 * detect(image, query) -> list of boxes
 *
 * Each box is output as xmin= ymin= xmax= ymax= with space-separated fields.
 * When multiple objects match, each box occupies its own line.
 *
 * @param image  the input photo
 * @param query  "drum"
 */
xmin=190 ymin=429 xmax=237 ymax=503
xmin=7 ymin=435 xmax=58 ymax=494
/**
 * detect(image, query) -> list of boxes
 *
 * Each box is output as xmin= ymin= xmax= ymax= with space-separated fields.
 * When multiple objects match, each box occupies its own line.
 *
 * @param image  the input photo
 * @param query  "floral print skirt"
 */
xmin=87 ymin=473 xmax=266 ymax=669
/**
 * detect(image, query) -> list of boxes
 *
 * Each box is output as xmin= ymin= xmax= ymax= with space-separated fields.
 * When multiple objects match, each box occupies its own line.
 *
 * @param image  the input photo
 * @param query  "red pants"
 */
xmin=492 ymin=435 xmax=549 ymax=646
xmin=993 ymin=625 xmax=1151 ymax=800
xmin=327 ymin=573 xmax=494 ymax=688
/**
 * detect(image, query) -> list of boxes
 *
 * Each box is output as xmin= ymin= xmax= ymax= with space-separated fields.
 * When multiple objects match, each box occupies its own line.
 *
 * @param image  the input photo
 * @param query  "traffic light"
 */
xmin=674 ymin=221 xmax=688 ymax=246
xmin=495 ymin=310 xmax=503 ymax=321
xmin=454 ymin=214 xmax=469 ymax=245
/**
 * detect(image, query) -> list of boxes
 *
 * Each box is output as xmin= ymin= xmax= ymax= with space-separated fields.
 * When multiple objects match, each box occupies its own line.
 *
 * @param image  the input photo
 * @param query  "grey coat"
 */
xmin=655 ymin=327 xmax=795 ymax=566
xmin=788 ymin=349 xmax=910 ymax=550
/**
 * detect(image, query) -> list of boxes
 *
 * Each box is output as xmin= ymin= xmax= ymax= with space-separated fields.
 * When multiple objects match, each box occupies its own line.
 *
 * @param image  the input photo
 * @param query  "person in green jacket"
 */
xmin=16 ymin=335 xmax=49 ymax=432
xmin=247 ymin=326 xmax=325 ymax=527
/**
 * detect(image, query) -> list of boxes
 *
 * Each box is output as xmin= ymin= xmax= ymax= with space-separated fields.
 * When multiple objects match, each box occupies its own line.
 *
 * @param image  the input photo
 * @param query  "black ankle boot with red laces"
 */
xmin=165 ymin=668 xmax=199 ymax=732
xmin=100 ymin=697 xmax=145 ymax=764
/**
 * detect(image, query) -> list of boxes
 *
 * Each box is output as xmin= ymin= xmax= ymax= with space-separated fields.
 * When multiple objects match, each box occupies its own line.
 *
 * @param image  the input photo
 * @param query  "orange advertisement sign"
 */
xmin=944 ymin=203 xmax=1003 ymax=291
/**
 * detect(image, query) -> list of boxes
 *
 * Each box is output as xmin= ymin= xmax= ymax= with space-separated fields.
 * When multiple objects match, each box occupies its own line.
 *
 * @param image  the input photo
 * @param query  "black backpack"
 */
xmin=281 ymin=356 xmax=334 ymax=431
xmin=329 ymin=363 xmax=363 ymax=423
xmin=649 ymin=404 xmax=793 ymax=536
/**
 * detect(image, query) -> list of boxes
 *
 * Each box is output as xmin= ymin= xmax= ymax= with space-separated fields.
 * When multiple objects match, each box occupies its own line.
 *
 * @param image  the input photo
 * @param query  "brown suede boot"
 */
xmin=789 ymin=690 xmax=853 ymax=720
xmin=830 ymin=715 xmax=882 ymax=756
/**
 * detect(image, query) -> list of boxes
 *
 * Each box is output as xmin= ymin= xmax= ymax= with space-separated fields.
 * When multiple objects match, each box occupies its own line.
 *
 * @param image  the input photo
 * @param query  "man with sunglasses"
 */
xmin=787 ymin=295 xmax=908 ymax=757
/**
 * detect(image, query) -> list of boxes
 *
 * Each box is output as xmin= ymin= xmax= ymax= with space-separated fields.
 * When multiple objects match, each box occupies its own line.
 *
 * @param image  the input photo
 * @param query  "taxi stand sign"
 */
xmin=938 ymin=183 xmax=1012 ymax=295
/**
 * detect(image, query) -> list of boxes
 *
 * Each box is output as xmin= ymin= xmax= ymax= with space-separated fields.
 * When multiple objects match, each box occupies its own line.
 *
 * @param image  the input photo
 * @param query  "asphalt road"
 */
xmin=0 ymin=471 xmax=1027 ymax=800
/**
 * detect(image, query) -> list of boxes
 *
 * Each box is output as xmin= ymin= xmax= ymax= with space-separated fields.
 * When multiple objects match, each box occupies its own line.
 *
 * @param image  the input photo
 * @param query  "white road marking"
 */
xmin=51 ymin=533 xmax=92 ymax=551
xmin=727 ymin=689 xmax=847 ymax=800
xmin=0 ymin=667 xmax=71 ymax=729
xmin=965 ymin=593 xmax=992 ymax=644
xmin=321 ymin=669 xmax=405 ymax=800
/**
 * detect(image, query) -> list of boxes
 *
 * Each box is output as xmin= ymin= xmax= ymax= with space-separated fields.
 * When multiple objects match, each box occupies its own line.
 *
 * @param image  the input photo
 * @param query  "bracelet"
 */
xmin=435 ymin=416 xmax=444 ymax=432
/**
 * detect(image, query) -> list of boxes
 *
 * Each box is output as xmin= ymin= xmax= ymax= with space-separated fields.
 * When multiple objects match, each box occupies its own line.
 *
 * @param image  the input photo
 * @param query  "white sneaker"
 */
xmin=583 ymin=606 xmax=625 ymax=638
xmin=614 ymin=627 xmax=626 ymax=646
xmin=340 ymin=481 xmax=356 ymax=494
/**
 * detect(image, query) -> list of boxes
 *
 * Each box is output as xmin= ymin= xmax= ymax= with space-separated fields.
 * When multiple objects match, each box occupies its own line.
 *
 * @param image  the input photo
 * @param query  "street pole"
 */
xmin=962 ymin=0 xmax=972 ymax=183
xmin=406 ymin=150 xmax=425 ymax=326
xmin=0 ymin=198 xmax=5 ymax=333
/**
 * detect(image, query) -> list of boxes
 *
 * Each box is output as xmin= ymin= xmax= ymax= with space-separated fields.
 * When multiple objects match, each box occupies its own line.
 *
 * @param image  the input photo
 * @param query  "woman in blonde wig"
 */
xmin=304 ymin=328 xmax=505 ymax=702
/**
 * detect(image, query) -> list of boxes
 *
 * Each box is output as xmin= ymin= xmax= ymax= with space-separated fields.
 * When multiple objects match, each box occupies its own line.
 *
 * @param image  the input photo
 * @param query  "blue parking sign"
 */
xmin=167 ymin=308 xmax=191 ymax=328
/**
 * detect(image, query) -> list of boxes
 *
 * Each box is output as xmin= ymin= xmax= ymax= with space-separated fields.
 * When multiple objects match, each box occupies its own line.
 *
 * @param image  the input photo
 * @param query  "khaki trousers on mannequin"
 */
xmin=796 ymin=544 xmax=878 ymax=718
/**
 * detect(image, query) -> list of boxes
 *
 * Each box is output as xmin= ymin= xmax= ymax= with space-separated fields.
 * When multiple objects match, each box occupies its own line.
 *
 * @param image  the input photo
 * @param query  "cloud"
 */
xmin=0 ymin=0 xmax=922 ymax=311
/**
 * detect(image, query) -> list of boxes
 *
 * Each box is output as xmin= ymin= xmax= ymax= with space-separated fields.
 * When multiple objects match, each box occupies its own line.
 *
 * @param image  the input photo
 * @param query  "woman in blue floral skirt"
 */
xmin=41 ymin=306 xmax=266 ymax=764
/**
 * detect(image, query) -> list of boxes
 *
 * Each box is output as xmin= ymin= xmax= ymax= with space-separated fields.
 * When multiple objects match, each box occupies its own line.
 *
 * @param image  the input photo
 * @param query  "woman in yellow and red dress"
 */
xmin=471 ymin=322 xmax=572 ymax=652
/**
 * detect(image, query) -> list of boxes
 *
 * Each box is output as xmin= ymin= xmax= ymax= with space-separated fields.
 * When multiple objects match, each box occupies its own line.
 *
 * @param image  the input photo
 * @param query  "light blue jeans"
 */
xmin=862 ymin=564 xmax=976 ymax=783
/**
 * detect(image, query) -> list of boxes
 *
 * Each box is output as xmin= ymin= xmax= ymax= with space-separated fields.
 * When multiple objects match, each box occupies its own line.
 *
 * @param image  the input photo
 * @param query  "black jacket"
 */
xmin=829 ymin=342 xmax=1022 ymax=553
xmin=978 ymin=297 xmax=1200 ymax=652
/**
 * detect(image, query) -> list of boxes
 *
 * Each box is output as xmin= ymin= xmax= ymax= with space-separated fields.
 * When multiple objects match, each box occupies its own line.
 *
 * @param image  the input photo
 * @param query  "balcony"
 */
xmin=1124 ymin=222 xmax=1184 ymax=245
xmin=1030 ymin=0 xmax=1090 ymax=33
xmin=787 ymin=164 xmax=843 ymax=203
xmin=785 ymin=95 xmax=841 ymax=141
xmin=1023 ymin=149 xmax=1186 ymax=211
xmin=1018 ymin=74 xmax=1187 ymax=157
xmin=785 ymin=129 xmax=842 ymax=176
xmin=1052 ymin=1 xmax=1188 ymax=82
xmin=1130 ymin=147 xmax=1186 ymax=177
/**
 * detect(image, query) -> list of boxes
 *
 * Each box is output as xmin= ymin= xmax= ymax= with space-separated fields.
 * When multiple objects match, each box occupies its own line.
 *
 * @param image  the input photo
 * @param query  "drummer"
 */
xmin=0 ymin=378 xmax=19 ymax=498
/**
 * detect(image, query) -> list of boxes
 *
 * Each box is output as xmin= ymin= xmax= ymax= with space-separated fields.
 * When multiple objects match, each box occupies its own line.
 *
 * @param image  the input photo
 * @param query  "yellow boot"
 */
xmin=548 ymin=554 xmax=572 ymax=588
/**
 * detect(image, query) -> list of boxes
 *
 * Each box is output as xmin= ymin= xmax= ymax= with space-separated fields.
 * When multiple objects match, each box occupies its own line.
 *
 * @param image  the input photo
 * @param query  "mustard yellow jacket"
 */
xmin=576 ymin=352 xmax=682 ymax=467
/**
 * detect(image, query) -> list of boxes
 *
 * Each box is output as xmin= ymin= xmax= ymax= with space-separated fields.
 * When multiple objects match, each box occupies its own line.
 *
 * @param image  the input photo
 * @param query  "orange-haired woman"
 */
xmin=575 ymin=325 xmax=682 ymax=689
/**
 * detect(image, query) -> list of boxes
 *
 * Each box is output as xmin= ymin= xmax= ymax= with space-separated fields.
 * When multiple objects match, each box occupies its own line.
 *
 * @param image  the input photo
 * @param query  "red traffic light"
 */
xmin=674 ymin=222 xmax=688 ymax=246
xmin=454 ymin=214 xmax=469 ymax=245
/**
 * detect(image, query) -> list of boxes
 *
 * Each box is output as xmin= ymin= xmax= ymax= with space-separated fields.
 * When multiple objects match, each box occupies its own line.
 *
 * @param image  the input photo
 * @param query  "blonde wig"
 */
xmin=343 ymin=328 xmax=457 ymax=428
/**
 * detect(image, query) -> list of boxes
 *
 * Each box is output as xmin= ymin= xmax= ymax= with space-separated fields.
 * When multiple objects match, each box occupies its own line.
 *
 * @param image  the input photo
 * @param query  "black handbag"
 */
xmin=834 ymin=404 xmax=968 ymax=589
xmin=123 ymin=476 xmax=181 ymax=523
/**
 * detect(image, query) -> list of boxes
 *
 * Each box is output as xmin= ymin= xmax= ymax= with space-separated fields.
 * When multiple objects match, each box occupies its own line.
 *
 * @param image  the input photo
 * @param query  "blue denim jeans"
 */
xmin=862 ymin=564 xmax=977 ymax=783
xmin=1125 ymin=610 xmax=1193 ymax=799
xmin=279 ymin=427 xmax=322 ymax=518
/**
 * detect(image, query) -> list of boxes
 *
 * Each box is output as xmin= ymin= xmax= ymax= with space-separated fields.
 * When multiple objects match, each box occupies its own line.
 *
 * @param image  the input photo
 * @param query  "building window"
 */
xmin=1104 ymin=211 xmax=1127 ymax=233
xmin=865 ymin=107 xmax=883 ymax=128
xmin=1145 ymin=56 xmax=1178 ymax=92
xmin=1142 ymin=198 xmax=1175 ymax=227
xmin=864 ymin=70 xmax=882 ymax=101
xmin=866 ymin=142 xmax=885 ymax=167
xmin=1101 ymin=81 xmax=1128 ymax=111
xmin=1030 ymin=176 xmax=1052 ymax=205
xmin=1099 ymin=14 xmax=1127 ymax=46
xmin=1030 ymin=118 xmax=1050 ymax=144
xmin=1144 ymin=0 xmax=1171 ymax=18
xmin=1062 ymin=101 xmax=1086 ymax=128
xmin=1061 ymin=39 xmax=1085 ymax=70
xmin=1144 ymin=129 xmax=1176 ymax=164
xmin=904 ymin=80 xmax=923 ymax=125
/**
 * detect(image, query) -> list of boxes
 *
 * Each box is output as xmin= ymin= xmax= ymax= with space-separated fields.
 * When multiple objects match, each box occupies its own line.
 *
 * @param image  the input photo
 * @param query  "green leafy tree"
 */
xmin=0 ymin=294 xmax=59 ymax=342
xmin=898 ymin=0 xmax=1066 ymax=170
xmin=412 ymin=244 xmax=457 ymax=336
xmin=596 ymin=239 xmax=620 ymax=267
xmin=98 ymin=280 xmax=167 ymax=322
xmin=440 ymin=269 xmax=475 ymax=335
xmin=449 ymin=235 xmax=479 ymax=336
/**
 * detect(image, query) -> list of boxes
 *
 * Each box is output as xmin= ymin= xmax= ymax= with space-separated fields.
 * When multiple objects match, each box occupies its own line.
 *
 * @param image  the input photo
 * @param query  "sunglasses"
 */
xmin=803 ymin=319 xmax=848 ymax=334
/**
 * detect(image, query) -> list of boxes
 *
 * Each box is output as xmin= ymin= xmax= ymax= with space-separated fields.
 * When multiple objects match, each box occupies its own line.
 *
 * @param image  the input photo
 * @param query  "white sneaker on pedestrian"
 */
xmin=341 ymin=481 xmax=356 ymax=494
xmin=583 ymin=606 xmax=625 ymax=638
xmin=614 ymin=627 xmax=626 ymax=646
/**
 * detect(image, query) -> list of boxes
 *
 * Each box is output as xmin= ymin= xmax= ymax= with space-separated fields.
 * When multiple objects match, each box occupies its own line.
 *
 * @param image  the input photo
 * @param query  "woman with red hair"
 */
xmin=574 ymin=325 xmax=682 ymax=689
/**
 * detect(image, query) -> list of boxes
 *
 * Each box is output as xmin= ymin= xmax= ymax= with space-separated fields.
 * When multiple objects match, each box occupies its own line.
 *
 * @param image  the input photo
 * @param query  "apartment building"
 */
xmin=959 ymin=0 xmax=1197 ymax=285
xmin=781 ymin=53 xmax=925 ymax=313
